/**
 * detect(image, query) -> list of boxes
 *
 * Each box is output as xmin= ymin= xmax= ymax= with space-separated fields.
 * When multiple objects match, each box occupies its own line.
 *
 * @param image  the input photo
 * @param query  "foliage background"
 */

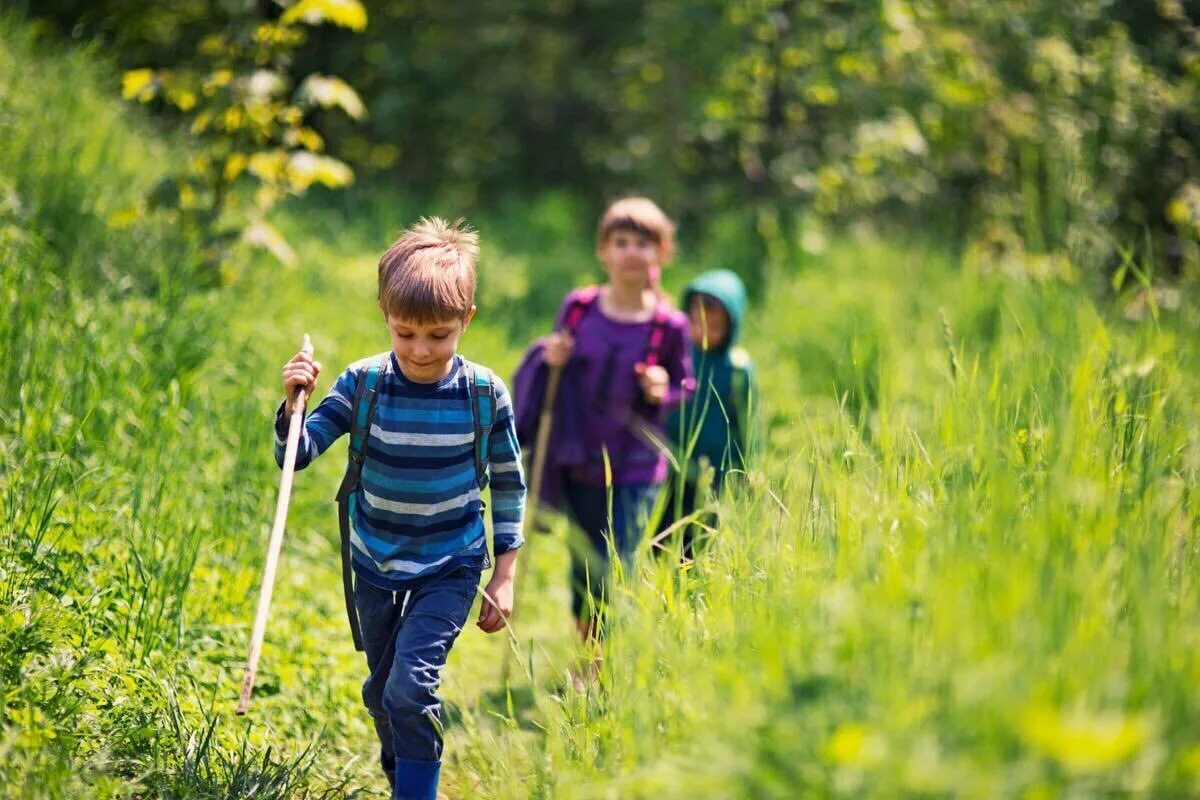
xmin=21 ymin=0 xmax=1200 ymax=286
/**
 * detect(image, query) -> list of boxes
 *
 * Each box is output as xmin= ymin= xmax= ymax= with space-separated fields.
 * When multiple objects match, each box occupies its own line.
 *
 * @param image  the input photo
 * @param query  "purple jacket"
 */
xmin=513 ymin=288 xmax=694 ymax=508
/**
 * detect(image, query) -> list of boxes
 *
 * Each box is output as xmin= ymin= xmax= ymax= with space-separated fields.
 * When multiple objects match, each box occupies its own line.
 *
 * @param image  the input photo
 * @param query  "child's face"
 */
xmin=384 ymin=307 xmax=475 ymax=383
xmin=598 ymin=229 xmax=660 ymax=289
xmin=688 ymin=294 xmax=730 ymax=350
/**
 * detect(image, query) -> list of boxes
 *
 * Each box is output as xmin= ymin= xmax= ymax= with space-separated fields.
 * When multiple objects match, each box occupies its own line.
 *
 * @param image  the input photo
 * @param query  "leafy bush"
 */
xmin=116 ymin=0 xmax=368 ymax=272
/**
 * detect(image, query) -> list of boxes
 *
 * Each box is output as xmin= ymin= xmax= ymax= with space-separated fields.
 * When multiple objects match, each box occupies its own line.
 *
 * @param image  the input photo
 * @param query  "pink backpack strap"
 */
xmin=643 ymin=303 xmax=672 ymax=367
xmin=562 ymin=288 xmax=671 ymax=368
xmin=561 ymin=285 xmax=600 ymax=333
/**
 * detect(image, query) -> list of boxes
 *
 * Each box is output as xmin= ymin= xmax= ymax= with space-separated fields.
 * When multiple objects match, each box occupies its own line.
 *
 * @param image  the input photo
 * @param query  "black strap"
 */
xmin=335 ymin=362 xmax=374 ymax=503
xmin=336 ymin=358 xmax=386 ymax=652
xmin=337 ymin=496 xmax=364 ymax=651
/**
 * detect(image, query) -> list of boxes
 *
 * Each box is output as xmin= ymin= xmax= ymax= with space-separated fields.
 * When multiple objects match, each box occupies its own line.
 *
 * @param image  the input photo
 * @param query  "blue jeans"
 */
xmin=562 ymin=480 xmax=658 ymax=620
xmin=355 ymin=566 xmax=480 ymax=799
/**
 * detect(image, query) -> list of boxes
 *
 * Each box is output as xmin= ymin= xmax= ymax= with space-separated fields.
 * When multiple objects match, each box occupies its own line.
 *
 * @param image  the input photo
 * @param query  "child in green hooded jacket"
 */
xmin=659 ymin=269 xmax=756 ymax=557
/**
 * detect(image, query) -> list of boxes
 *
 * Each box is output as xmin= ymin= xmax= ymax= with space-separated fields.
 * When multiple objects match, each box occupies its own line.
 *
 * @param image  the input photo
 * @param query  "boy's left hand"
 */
xmin=477 ymin=575 xmax=513 ymax=633
xmin=635 ymin=362 xmax=670 ymax=405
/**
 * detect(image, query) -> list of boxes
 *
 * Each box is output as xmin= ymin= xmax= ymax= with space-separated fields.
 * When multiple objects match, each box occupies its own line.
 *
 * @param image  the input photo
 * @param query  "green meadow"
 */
xmin=2 ymin=15 xmax=1199 ymax=799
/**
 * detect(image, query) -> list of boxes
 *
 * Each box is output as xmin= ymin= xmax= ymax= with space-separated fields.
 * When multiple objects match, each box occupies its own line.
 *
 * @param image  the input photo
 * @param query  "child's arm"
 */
xmin=644 ymin=316 xmax=695 ymax=413
xmin=477 ymin=377 xmax=526 ymax=633
xmin=282 ymin=349 xmax=321 ymax=416
xmin=543 ymin=290 xmax=584 ymax=367
xmin=543 ymin=331 xmax=574 ymax=367
xmin=273 ymin=356 xmax=356 ymax=471
xmin=477 ymin=550 xmax=516 ymax=633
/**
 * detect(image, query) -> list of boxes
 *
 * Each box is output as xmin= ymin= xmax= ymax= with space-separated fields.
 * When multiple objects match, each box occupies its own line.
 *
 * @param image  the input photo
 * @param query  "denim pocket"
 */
xmin=449 ymin=569 xmax=482 ymax=623
xmin=413 ymin=568 xmax=480 ymax=627
xmin=353 ymin=580 xmax=402 ymax=649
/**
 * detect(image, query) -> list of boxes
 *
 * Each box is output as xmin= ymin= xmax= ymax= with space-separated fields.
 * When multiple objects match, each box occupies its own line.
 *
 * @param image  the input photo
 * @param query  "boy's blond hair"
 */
xmin=597 ymin=197 xmax=676 ymax=265
xmin=378 ymin=217 xmax=478 ymax=323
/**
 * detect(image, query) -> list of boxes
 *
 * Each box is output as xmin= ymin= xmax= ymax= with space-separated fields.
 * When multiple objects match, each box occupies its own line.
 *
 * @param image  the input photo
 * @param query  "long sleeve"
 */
xmin=274 ymin=367 xmax=356 ymax=470
xmin=485 ymin=377 xmax=526 ymax=555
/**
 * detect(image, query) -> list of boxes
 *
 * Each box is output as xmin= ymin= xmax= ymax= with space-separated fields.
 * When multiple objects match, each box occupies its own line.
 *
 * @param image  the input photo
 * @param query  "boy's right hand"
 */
xmin=282 ymin=350 xmax=321 ymax=414
xmin=543 ymin=331 xmax=574 ymax=368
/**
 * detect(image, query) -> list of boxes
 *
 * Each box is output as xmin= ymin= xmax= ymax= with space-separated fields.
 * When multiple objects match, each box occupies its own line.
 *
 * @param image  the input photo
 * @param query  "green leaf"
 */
xmin=296 ymin=74 xmax=366 ymax=120
xmin=280 ymin=0 xmax=368 ymax=32
xmin=287 ymin=151 xmax=354 ymax=190
xmin=247 ymin=150 xmax=289 ymax=183
xmin=121 ymin=69 xmax=157 ymax=102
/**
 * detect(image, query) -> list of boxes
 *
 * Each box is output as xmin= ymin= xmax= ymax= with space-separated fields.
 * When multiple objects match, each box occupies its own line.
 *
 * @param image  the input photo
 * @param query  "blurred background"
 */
xmin=15 ymin=0 xmax=1200 ymax=294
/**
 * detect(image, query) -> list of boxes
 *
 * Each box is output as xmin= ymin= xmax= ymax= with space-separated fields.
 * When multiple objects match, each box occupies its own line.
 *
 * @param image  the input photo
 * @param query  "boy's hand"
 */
xmin=477 ymin=574 xmax=513 ymax=633
xmin=282 ymin=350 xmax=321 ymax=415
xmin=635 ymin=362 xmax=669 ymax=405
xmin=543 ymin=332 xmax=574 ymax=368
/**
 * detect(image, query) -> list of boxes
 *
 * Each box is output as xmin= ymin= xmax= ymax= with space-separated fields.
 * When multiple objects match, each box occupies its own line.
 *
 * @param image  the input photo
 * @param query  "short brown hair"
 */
xmin=597 ymin=197 xmax=676 ymax=264
xmin=378 ymin=217 xmax=478 ymax=323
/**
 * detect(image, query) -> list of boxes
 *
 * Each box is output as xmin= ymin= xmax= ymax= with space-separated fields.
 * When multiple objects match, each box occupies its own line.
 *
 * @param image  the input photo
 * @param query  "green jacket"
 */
xmin=666 ymin=270 xmax=756 ymax=487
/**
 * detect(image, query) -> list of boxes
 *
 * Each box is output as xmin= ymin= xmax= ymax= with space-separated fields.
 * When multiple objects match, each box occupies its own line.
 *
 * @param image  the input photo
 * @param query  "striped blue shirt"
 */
xmin=275 ymin=352 xmax=526 ymax=589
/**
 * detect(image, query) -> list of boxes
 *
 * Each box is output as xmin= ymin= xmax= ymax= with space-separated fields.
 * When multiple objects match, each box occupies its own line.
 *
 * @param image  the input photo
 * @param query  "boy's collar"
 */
xmin=389 ymin=352 xmax=461 ymax=388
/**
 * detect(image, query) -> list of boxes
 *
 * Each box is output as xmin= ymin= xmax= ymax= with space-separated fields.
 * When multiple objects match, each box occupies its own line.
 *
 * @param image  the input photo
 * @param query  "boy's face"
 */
xmin=598 ymin=229 xmax=660 ymax=289
xmin=383 ymin=306 xmax=476 ymax=383
xmin=688 ymin=294 xmax=730 ymax=351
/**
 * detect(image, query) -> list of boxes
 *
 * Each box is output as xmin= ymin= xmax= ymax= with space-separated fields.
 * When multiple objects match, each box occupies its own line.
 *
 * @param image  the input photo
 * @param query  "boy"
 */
xmin=277 ymin=217 xmax=525 ymax=800
xmin=660 ymin=269 xmax=755 ymax=557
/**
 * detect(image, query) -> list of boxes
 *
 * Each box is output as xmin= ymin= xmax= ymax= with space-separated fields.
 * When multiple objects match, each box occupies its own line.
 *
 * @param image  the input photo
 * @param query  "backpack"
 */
xmin=333 ymin=355 xmax=496 ymax=651
xmin=559 ymin=285 xmax=672 ymax=366
xmin=554 ymin=286 xmax=676 ymax=446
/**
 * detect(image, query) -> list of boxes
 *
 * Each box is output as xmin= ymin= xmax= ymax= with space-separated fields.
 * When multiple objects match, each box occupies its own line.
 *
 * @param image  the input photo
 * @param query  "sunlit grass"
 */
xmin=2 ymin=12 xmax=1199 ymax=798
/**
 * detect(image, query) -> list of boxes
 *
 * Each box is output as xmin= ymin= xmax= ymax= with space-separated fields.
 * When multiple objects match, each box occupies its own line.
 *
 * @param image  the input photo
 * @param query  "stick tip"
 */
xmin=301 ymin=333 xmax=313 ymax=357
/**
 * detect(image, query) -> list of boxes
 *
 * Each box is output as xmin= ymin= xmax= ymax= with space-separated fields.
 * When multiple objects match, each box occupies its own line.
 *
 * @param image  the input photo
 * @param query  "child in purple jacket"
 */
xmin=539 ymin=198 xmax=694 ymax=645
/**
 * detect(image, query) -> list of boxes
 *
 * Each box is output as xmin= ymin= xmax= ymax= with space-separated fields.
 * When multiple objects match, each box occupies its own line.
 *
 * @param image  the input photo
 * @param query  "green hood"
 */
xmin=681 ymin=269 xmax=748 ymax=350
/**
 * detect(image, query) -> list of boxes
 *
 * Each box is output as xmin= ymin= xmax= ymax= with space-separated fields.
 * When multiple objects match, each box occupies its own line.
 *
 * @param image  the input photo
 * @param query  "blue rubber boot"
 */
xmin=392 ymin=757 xmax=441 ymax=800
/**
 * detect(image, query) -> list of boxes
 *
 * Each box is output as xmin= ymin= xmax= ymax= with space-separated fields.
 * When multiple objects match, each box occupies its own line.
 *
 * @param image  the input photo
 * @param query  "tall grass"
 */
xmin=3 ymin=13 xmax=1199 ymax=798
xmin=441 ymin=239 xmax=1200 ymax=798
xmin=249 ymin=202 xmax=1199 ymax=797
xmin=0 ymin=17 xmax=350 ymax=797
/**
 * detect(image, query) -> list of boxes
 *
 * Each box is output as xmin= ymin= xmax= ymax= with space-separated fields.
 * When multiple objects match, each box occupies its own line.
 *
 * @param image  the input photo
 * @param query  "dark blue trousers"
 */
xmin=562 ymin=480 xmax=658 ymax=620
xmin=354 ymin=566 xmax=480 ymax=800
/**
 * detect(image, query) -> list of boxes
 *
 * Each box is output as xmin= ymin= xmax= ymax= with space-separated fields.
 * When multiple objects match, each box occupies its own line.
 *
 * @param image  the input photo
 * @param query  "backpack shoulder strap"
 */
xmin=643 ymin=302 xmax=673 ymax=367
xmin=337 ymin=355 xmax=387 ymax=502
xmin=560 ymin=285 xmax=600 ymax=334
xmin=335 ymin=354 xmax=387 ymax=653
xmin=466 ymin=360 xmax=496 ymax=490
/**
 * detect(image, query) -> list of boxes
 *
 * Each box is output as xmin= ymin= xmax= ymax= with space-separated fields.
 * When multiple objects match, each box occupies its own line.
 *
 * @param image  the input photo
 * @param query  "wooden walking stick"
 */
xmin=526 ymin=366 xmax=564 ymax=537
xmin=502 ymin=363 xmax=563 ymax=682
xmin=236 ymin=333 xmax=313 ymax=716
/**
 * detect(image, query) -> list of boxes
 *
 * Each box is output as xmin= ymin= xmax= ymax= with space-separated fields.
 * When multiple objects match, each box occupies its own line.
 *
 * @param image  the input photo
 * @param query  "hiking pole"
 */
xmin=502 ymin=363 xmax=563 ymax=683
xmin=236 ymin=333 xmax=313 ymax=716
xmin=527 ymin=365 xmax=564 ymax=537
